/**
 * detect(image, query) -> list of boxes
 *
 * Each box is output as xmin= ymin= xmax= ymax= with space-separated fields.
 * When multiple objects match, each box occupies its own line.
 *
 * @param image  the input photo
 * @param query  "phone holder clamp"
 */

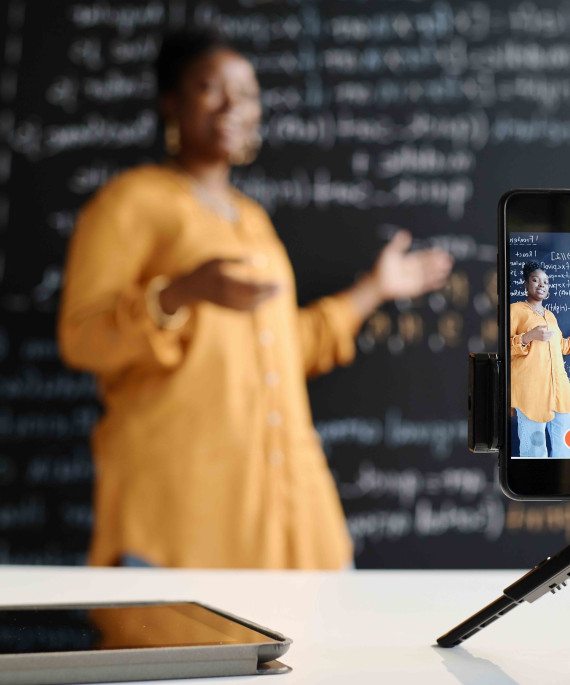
xmin=468 ymin=352 xmax=502 ymax=453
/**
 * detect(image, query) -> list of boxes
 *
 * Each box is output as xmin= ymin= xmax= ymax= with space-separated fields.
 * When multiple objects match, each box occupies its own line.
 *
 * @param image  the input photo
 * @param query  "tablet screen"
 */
xmin=0 ymin=603 xmax=279 ymax=653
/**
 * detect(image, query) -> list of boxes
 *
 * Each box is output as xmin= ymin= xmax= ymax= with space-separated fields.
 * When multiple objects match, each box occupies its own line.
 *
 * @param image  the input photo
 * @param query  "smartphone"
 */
xmin=0 ymin=601 xmax=292 ymax=684
xmin=499 ymin=189 xmax=570 ymax=498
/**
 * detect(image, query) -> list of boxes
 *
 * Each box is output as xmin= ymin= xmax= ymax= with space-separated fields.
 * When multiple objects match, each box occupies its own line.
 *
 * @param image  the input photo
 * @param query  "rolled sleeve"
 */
xmin=298 ymin=292 xmax=365 ymax=378
xmin=511 ymin=334 xmax=530 ymax=357
xmin=58 ymin=177 xmax=193 ymax=376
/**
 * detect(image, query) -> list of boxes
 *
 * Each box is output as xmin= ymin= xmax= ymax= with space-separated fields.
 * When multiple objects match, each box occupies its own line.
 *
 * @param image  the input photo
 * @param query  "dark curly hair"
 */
xmin=155 ymin=27 xmax=232 ymax=96
xmin=522 ymin=261 xmax=542 ymax=282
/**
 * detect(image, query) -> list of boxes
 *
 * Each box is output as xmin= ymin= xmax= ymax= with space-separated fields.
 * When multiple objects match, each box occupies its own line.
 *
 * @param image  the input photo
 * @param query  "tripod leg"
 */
xmin=437 ymin=594 xmax=518 ymax=648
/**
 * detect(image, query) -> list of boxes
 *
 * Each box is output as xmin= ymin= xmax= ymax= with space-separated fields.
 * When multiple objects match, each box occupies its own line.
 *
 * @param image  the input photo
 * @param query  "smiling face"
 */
xmin=161 ymin=48 xmax=261 ymax=163
xmin=526 ymin=269 xmax=549 ymax=303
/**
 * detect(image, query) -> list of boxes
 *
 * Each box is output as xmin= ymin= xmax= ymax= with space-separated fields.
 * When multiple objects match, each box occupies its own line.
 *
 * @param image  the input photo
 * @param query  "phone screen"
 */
xmin=501 ymin=191 xmax=570 ymax=497
xmin=0 ymin=603 xmax=279 ymax=654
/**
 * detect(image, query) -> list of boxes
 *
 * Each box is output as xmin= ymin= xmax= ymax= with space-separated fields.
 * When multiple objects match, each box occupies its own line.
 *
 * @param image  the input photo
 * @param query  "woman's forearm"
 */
xmin=344 ymin=274 xmax=382 ymax=320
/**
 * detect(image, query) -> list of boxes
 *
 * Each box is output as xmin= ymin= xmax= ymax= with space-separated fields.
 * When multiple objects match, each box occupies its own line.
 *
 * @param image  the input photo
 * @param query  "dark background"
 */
xmin=3 ymin=0 xmax=570 ymax=567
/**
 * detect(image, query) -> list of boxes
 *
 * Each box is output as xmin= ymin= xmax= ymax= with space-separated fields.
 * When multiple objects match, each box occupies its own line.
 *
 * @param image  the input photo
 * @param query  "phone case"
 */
xmin=498 ymin=189 xmax=518 ymax=498
xmin=498 ymin=188 xmax=570 ymax=500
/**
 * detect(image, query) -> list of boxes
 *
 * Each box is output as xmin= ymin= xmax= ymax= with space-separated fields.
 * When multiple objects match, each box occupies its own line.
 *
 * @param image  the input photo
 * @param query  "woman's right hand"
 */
xmin=522 ymin=325 xmax=554 ymax=344
xmin=159 ymin=258 xmax=283 ymax=313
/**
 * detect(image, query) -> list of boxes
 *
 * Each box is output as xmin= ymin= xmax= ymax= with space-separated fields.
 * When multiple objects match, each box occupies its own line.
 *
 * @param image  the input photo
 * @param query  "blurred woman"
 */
xmin=511 ymin=261 xmax=570 ymax=458
xmin=58 ymin=29 xmax=452 ymax=568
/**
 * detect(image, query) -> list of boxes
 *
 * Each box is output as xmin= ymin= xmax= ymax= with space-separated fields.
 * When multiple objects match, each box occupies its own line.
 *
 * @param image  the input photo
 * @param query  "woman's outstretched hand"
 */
xmin=521 ymin=325 xmax=553 ymax=344
xmin=348 ymin=230 xmax=454 ymax=318
xmin=371 ymin=230 xmax=453 ymax=303
xmin=159 ymin=258 xmax=283 ymax=313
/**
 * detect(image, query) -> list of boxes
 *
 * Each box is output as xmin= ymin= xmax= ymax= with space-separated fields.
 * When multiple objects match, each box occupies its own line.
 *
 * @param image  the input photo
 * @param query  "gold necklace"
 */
xmin=526 ymin=299 xmax=545 ymax=315
xmin=166 ymin=160 xmax=240 ymax=223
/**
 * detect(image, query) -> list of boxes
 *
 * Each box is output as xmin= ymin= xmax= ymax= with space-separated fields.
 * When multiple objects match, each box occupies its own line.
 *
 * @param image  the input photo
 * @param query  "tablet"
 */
xmin=0 ymin=601 xmax=292 ymax=684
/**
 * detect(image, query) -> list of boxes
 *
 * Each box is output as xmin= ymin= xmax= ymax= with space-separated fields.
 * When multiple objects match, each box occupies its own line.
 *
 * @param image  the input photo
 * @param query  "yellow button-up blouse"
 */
xmin=510 ymin=301 xmax=570 ymax=423
xmin=58 ymin=165 xmax=363 ymax=569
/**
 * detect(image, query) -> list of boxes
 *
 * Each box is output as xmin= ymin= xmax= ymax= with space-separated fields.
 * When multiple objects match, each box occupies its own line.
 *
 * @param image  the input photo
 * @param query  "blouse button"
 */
xmin=259 ymin=330 xmax=275 ymax=346
xmin=265 ymin=371 xmax=280 ymax=387
xmin=269 ymin=451 xmax=284 ymax=466
xmin=267 ymin=411 xmax=282 ymax=426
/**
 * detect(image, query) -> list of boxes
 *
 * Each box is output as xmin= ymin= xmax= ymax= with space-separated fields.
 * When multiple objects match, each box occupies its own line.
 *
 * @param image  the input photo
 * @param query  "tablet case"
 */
xmin=0 ymin=601 xmax=292 ymax=684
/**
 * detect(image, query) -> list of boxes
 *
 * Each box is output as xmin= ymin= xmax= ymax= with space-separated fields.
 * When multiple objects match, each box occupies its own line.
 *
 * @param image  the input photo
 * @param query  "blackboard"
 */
xmin=4 ymin=0 xmax=570 ymax=568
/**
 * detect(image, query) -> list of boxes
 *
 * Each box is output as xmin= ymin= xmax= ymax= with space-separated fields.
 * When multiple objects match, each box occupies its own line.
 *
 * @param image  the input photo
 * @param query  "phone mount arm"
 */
xmin=437 ymin=353 xmax=569 ymax=647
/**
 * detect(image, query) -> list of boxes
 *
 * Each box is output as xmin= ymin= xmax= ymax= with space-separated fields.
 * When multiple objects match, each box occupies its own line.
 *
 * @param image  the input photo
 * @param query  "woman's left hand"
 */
xmin=371 ymin=230 xmax=454 ymax=303
xmin=347 ymin=230 xmax=453 ymax=319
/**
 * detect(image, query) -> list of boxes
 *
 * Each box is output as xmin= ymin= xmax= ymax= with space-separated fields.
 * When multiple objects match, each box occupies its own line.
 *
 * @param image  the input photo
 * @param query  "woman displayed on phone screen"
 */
xmin=511 ymin=261 xmax=570 ymax=458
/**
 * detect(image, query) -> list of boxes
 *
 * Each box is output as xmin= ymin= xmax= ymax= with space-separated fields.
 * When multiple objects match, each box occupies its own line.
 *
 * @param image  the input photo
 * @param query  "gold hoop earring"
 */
xmin=544 ymin=292 xmax=550 ymax=300
xmin=165 ymin=119 xmax=181 ymax=157
xmin=230 ymin=129 xmax=262 ymax=166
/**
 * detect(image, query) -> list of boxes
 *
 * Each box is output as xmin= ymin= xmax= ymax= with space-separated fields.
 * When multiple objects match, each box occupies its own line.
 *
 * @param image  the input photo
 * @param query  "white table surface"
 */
xmin=0 ymin=565 xmax=568 ymax=684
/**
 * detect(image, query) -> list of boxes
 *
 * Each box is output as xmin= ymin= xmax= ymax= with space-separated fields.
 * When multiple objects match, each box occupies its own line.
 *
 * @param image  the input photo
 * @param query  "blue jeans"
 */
xmin=119 ymin=554 xmax=156 ymax=567
xmin=516 ymin=409 xmax=570 ymax=458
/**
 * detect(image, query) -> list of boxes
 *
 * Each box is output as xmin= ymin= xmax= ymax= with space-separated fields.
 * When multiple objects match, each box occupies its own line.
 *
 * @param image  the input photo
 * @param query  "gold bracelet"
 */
xmin=145 ymin=275 xmax=190 ymax=330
